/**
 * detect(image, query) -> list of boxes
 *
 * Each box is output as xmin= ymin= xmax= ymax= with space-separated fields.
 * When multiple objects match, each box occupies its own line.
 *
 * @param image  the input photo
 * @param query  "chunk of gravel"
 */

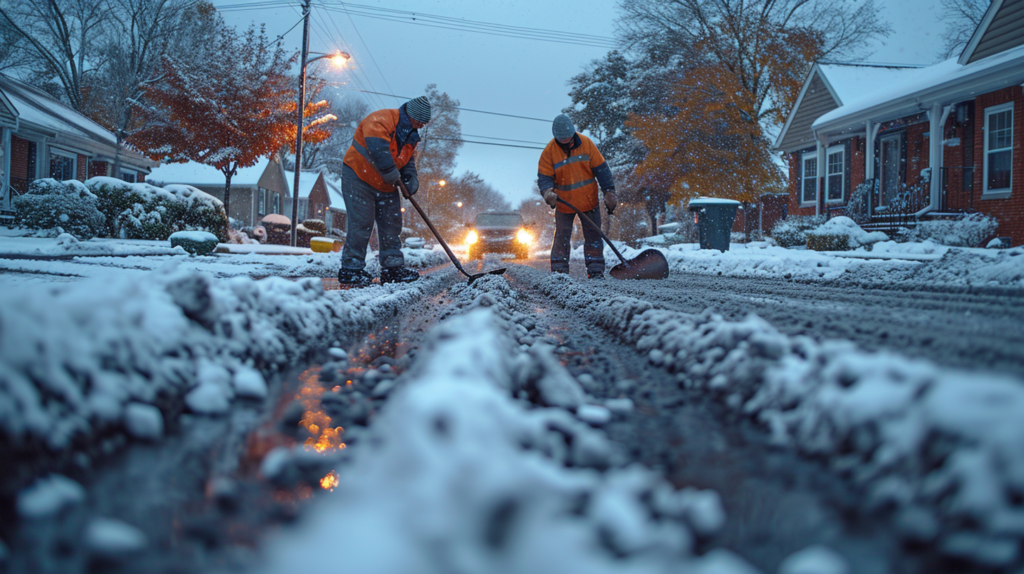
xmin=234 ymin=368 xmax=268 ymax=399
xmin=123 ymin=403 xmax=163 ymax=441
xmin=17 ymin=475 xmax=85 ymax=519
xmin=372 ymin=379 xmax=396 ymax=398
xmin=605 ymin=398 xmax=634 ymax=414
xmin=328 ymin=347 xmax=348 ymax=360
xmin=86 ymin=518 xmax=147 ymax=558
xmin=576 ymin=404 xmax=612 ymax=426
xmin=778 ymin=545 xmax=849 ymax=574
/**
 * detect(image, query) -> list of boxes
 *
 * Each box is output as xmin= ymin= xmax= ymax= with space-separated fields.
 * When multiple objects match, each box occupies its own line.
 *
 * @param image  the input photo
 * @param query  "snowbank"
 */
xmin=260 ymin=278 xmax=748 ymax=573
xmin=805 ymin=216 xmax=888 ymax=250
xmin=0 ymin=262 xmax=448 ymax=458
xmin=530 ymin=271 xmax=1024 ymax=567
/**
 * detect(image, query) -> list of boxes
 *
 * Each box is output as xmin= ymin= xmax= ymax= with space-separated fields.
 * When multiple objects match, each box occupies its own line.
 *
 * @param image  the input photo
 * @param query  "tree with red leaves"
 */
xmin=130 ymin=23 xmax=333 ymax=219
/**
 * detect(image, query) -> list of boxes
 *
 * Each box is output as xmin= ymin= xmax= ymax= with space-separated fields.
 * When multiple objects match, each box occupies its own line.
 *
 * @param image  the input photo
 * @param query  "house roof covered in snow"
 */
xmin=324 ymin=176 xmax=345 ymax=212
xmin=147 ymin=157 xmax=276 ymax=189
xmin=774 ymin=63 xmax=922 ymax=151
xmin=0 ymin=73 xmax=153 ymax=169
xmin=812 ymin=43 xmax=1024 ymax=134
xmin=283 ymin=169 xmax=322 ymax=199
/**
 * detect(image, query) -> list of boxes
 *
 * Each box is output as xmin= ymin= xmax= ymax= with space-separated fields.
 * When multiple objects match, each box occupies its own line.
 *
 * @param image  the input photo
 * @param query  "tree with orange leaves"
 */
xmin=130 ymin=23 xmax=333 ymax=218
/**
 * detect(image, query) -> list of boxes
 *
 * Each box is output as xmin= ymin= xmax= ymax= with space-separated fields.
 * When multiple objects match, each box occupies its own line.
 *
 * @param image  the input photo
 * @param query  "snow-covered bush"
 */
xmin=13 ymin=178 xmax=105 ymax=240
xmin=86 ymin=177 xmax=228 ymax=241
xmin=899 ymin=213 xmax=998 ymax=247
xmin=770 ymin=215 xmax=824 ymax=248
xmin=169 ymin=230 xmax=219 ymax=255
xmin=806 ymin=216 xmax=888 ymax=251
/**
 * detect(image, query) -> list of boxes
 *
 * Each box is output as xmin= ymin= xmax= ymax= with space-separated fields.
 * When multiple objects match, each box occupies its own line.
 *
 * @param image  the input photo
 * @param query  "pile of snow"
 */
xmin=805 ymin=216 xmax=888 ymax=250
xmin=531 ymin=271 xmax=1024 ymax=568
xmin=900 ymin=213 xmax=1000 ymax=247
xmin=0 ymin=261 xmax=447 ymax=457
xmin=260 ymin=289 xmax=746 ymax=573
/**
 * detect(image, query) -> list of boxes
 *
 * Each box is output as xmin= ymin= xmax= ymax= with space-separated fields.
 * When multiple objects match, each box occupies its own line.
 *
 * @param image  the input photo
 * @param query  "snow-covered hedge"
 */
xmin=770 ymin=215 xmax=825 ymax=248
xmin=86 ymin=177 xmax=228 ymax=242
xmin=899 ymin=213 xmax=999 ymax=247
xmin=806 ymin=216 xmax=888 ymax=251
xmin=13 ymin=179 xmax=105 ymax=240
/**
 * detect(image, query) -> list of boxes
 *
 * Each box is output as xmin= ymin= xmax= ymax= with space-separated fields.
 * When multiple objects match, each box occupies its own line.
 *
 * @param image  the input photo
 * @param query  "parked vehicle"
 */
xmin=464 ymin=211 xmax=534 ymax=260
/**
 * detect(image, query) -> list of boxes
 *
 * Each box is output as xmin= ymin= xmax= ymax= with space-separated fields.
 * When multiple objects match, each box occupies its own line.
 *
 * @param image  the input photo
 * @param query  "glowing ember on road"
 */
xmin=320 ymin=471 xmax=339 ymax=491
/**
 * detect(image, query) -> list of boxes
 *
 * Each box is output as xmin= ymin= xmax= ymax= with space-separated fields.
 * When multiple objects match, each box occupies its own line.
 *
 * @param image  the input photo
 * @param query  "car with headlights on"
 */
xmin=464 ymin=211 xmax=534 ymax=260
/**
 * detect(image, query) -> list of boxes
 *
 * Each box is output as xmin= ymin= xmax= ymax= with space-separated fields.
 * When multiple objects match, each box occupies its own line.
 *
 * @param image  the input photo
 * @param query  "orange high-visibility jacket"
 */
xmin=537 ymin=133 xmax=612 ymax=214
xmin=343 ymin=109 xmax=418 ymax=192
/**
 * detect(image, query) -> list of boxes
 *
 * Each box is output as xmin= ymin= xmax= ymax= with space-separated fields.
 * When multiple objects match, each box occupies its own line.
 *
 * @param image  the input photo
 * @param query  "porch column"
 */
xmin=865 ymin=120 xmax=875 ymax=180
xmin=928 ymin=102 xmax=942 ymax=212
xmin=816 ymin=135 xmax=827 ymax=216
xmin=1 ymin=127 xmax=10 ymax=212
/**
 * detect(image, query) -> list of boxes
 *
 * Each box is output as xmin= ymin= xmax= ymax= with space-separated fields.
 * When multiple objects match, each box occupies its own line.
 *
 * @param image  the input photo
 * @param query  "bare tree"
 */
xmin=0 ymin=0 xmax=109 ymax=111
xmin=415 ymin=84 xmax=462 ymax=182
xmin=297 ymin=93 xmax=370 ymax=176
xmin=939 ymin=0 xmax=991 ymax=59
xmin=92 ymin=0 xmax=202 ymax=173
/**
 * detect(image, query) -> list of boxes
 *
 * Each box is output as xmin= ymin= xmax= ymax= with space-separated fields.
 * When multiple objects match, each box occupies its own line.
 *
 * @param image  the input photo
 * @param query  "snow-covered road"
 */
xmin=3 ymin=244 xmax=1023 ymax=573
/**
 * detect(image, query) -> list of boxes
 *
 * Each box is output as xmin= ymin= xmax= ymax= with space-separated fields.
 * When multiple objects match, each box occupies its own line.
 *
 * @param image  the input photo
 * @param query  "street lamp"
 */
xmin=289 ymin=49 xmax=350 ymax=246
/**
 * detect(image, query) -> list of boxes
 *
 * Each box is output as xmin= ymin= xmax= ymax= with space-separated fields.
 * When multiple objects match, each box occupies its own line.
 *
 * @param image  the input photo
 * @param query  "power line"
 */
xmin=432 ymin=137 xmax=545 ymax=150
xmin=316 ymin=2 xmax=616 ymax=49
xmin=330 ymin=87 xmax=553 ymax=123
xmin=315 ymin=2 xmax=398 ymax=104
xmin=307 ymin=8 xmax=388 ymax=109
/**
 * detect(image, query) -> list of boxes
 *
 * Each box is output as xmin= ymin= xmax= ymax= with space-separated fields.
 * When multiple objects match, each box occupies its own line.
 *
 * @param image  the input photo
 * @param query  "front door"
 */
xmin=879 ymin=134 xmax=902 ymax=209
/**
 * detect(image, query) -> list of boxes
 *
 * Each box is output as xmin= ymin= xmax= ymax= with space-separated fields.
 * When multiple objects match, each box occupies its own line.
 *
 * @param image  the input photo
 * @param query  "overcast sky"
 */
xmin=219 ymin=0 xmax=947 ymax=206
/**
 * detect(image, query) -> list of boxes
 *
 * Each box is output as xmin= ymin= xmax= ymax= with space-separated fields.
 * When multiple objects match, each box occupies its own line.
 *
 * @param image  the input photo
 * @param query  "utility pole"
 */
xmin=290 ymin=0 xmax=311 ymax=247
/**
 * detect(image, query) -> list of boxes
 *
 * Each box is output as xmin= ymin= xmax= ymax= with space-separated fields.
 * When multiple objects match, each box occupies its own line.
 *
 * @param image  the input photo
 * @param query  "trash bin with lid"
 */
xmin=687 ymin=198 xmax=740 ymax=252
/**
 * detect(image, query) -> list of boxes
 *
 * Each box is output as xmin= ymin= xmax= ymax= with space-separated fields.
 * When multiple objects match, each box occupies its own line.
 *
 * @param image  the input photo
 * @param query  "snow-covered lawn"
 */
xmin=574 ymin=238 xmax=1024 ymax=287
xmin=530 ymin=271 xmax=1024 ymax=567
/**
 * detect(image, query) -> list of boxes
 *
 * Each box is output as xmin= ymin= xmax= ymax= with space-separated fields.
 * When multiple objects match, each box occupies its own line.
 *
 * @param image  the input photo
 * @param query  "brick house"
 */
xmin=0 ymin=73 xmax=154 ymax=219
xmin=283 ymin=169 xmax=346 ymax=233
xmin=774 ymin=0 xmax=1024 ymax=246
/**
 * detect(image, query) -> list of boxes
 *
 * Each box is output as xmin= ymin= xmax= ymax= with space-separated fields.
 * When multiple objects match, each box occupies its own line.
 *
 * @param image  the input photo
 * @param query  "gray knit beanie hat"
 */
xmin=406 ymin=96 xmax=431 ymax=123
xmin=552 ymin=114 xmax=576 ymax=140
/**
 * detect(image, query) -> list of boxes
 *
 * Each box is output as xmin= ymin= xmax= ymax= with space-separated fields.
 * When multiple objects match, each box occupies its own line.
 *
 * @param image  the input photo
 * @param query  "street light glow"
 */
xmin=331 ymin=52 xmax=349 ymax=67
xmin=438 ymin=180 xmax=446 ymax=187
xmin=456 ymin=202 xmax=463 ymax=208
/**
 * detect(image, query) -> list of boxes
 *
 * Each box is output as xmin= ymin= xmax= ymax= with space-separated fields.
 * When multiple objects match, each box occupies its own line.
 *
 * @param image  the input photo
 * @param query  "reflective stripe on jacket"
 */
xmin=537 ymin=133 xmax=610 ymax=214
xmin=343 ymin=108 xmax=418 ymax=193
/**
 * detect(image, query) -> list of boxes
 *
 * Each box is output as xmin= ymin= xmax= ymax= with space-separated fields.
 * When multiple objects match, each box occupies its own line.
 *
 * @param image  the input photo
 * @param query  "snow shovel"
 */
xmin=555 ymin=197 xmax=669 ymax=280
xmin=397 ymin=179 xmax=506 ymax=284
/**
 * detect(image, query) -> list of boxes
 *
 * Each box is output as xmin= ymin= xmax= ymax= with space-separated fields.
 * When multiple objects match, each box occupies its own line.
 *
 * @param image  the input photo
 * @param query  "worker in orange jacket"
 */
xmin=538 ymin=114 xmax=617 ymax=278
xmin=338 ymin=96 xmax=431 ymax=287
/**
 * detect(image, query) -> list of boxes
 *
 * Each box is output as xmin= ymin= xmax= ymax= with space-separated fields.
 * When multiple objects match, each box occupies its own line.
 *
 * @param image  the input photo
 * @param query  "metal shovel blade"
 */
xmin=609 ymin=248 xmax=670 ymax=280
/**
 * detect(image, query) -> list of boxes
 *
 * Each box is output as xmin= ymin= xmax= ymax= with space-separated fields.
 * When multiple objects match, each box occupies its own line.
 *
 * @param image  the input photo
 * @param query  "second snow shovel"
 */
xmin=397 ymin=179 xmax=506 ymax=285
xmin=556 ymin=197 xmax=669 ymax=280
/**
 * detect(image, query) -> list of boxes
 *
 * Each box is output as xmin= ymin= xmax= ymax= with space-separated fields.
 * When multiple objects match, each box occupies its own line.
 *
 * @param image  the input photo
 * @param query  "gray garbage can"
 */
xmin=687 ymin=198 xmax=740 ymax=252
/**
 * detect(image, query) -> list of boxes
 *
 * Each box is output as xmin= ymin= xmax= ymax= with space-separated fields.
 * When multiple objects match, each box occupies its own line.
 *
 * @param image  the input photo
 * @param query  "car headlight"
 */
xmin=465 ymin=230 xmax=479 ymax=245
xmin=516 ymin=228 xmax=533 ymax=244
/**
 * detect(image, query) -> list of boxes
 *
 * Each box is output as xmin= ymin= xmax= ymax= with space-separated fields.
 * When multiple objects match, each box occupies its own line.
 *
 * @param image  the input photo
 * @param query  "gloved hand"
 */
xmin=543 ymin=190 xmax=558 ymax=209
xmin=604 ymin=189 xmax=618 ymax=215
xmin=402 ymin=173 xmax=419 ymax=196
xmin=381 ymin=166 xmax=400 ymax=185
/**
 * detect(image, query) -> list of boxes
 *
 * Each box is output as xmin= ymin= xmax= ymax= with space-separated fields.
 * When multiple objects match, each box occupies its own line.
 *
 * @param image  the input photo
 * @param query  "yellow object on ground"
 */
xmin=311 ymin=237 xmax=338 ymax=253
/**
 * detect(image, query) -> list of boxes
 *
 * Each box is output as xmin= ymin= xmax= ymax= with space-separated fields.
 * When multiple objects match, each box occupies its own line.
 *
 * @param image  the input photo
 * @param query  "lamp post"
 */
xmin=290 ymin=1 xmax=350 ymax=246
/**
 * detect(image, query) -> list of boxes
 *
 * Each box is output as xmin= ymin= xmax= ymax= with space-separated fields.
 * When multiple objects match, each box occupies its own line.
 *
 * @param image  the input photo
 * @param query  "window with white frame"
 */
xmin=826 ymin=146 xmax=845 ymax=202
xmin=984 ymin=103 xmax=1013 ymax=194
xmin=273 ymin=193 xmax=280 ymax=214
xmin=49 ymin=150 xmax=75 ymax=181
xmin=801 ymin=152 xmax=818 ymax=204
xmin=298 ymin=199 xmax=308 ymax=222
xmin=258 ymin=188 xmax=266 ymax=215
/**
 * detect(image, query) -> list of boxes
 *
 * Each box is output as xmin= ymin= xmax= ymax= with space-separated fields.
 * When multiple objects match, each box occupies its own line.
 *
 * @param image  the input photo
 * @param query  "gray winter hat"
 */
xmin=552 ymin=114 xmax=576 ymax=140
xmin=406 ymin=96 xmax=431 ymax=123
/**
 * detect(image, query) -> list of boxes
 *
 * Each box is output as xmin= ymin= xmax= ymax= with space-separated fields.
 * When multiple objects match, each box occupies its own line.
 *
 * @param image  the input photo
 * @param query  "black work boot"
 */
xmin=380 ymin=267 xmax=420 ymax=284
xmin=587 ymin=271 xmax=605 ymax=279
xmin=338 ymin=268 xmax=374 ymax=287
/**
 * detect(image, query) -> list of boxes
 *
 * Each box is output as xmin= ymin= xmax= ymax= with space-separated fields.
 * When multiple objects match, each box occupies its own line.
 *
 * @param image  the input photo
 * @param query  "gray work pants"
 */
xmin=551 ymin=207 xmax=605 ymax=274
xmin=340 ymin=165 xmax=405 ymax=270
